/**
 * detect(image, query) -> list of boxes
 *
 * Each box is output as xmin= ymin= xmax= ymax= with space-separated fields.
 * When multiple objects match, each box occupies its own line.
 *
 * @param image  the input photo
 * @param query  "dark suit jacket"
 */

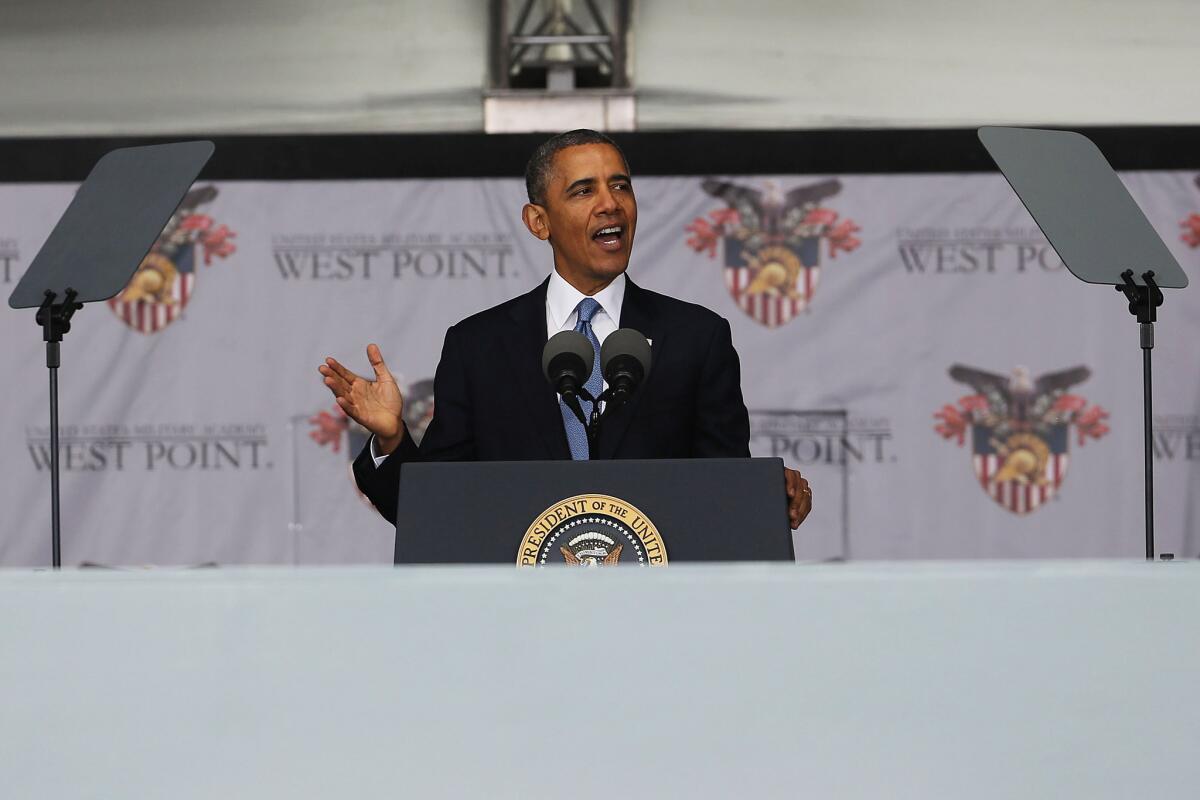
xmin=353 ymin=276 xmax=751 ymax=523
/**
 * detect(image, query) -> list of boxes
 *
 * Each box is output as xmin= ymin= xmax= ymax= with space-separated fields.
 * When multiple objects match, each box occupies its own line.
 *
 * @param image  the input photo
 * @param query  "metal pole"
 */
xmin=611 ymin=0 xmax=630 ymax=88
xmin=1141 ymin=322 xmax=1154 ymax=560
xmin=840 ymin=410 xmax=850 ymax=561
xmin=489 ymin=0 xmax=510 ymax=89
xmin=48 ymin=340 xmax=62 ymax=569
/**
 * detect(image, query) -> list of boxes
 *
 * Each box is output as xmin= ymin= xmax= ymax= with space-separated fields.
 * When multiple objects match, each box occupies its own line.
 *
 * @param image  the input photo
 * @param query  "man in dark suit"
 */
xmin=320 ymin=129 xmax=812 ymax=528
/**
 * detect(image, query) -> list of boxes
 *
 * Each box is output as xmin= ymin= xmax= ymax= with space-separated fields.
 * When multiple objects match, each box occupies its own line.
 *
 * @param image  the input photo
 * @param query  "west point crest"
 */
xmin=685 ymin=178 xmax=861 ymax=328
xmin=934 ymin=364 xmax=1110 ymax=515
xmin=107 ymin=185 xmax=236 ymax=334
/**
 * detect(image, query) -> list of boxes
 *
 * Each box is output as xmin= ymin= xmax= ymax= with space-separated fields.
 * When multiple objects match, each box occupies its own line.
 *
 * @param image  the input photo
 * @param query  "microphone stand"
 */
xmin=561 ymin=388 xmax=592 ymax=429
xmin=586 ymin=386 xmax=637 ymax=452
xmin=558 ymin=386 xmax=620 ymax=453
xmin=555 ymin=356 xmax=644 ymax=455
xmin=586 ymin=389 xmax=606 ymax=451
xmin=551 ymin=364 xmax=604 ymax=450
xmin=564 ymin=387 xmax=607 ymax=452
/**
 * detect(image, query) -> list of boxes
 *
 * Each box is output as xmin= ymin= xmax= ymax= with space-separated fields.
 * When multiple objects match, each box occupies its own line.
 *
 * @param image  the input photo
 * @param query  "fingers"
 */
xmin=789 ymin=491 xmax=811 ymax=529
xmin=366 ymin=343 xmax=395 ymax=383
xmin=319 ymin=351 xmax=395 ymax=433
xmin=784 ymin=468 xmax=812 ymax=529
xmin=784 ymin=468 xmax=806 ymax=497
xmin=319 ymin=363 xmax=352 ymax=399
xmin=321 ymin=356 xmax=360 ymax=389
xmin=320 ymin=348 xmax=394 ymax=391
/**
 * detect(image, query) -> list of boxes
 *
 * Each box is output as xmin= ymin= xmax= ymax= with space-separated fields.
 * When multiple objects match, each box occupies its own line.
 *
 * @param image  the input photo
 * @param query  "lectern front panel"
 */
xmin=393 ymin=458 xmax=792 ymax=564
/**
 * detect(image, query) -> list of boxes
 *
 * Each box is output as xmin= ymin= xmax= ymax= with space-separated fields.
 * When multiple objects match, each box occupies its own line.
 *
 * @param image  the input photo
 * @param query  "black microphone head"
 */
xmin=542 ymin=330 xmax=595 ymax=387
xmin=600 ymin=328 xmax=652 ymax=387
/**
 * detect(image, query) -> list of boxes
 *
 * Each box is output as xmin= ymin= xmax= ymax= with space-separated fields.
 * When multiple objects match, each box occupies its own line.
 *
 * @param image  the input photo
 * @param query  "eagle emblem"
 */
xmin=934 ymin=364 xmax=1110 ymax=515
xmin=107 ymin=185 xmax=236 ymax=334
xmin=685 ymin=178 xmax=861 ymax=328
xmin=560 ymin=533 xmax=624 ymax=567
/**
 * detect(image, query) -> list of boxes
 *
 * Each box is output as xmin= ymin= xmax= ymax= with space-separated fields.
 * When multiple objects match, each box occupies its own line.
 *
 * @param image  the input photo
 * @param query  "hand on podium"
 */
xmin=784 ymin=467 xmax=812 ymax=529
xmin=319 ymin=343 xmax=406 ymax=455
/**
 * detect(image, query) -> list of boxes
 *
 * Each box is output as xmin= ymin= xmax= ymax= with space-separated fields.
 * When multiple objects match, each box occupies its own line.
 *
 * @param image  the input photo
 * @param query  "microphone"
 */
xmin=599 ymin=328 xmax=652 ymax=405
xmin=542 ymin=330 xmax=594 ymax=424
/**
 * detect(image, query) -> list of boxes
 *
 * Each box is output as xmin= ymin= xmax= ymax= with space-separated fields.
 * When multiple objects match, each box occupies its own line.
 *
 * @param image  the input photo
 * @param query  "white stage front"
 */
xmin=3 ymin=561 xmax=1197 ymax=798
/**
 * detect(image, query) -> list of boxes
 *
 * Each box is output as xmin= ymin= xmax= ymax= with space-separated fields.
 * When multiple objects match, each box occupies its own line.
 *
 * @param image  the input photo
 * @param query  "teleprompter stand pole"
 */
xmin=1116 ymin=270 xmax=1163 ymax=561
xmin=977 ymin=126 xmax=1188 ymax=560
xmin=8 ymin=140 xmax=215 ymax=568
xmin=35 ymin=288 xmax=83 ymax=569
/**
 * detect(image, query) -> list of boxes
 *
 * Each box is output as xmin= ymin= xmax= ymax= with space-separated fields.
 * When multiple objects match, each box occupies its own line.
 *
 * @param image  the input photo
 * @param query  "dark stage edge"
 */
xmin=0 ymin=126 xmax=1197 ymax=183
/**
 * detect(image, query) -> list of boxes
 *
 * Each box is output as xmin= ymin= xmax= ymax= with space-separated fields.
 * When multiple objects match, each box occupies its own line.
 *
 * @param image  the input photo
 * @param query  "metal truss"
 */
xmin=489 ymin=0 xmax=633 ymax=91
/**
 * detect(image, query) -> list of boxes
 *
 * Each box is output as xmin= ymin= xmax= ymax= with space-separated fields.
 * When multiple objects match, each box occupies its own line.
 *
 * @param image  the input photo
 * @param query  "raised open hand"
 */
xmin=318 ymin=343 xmax=406 ymax=454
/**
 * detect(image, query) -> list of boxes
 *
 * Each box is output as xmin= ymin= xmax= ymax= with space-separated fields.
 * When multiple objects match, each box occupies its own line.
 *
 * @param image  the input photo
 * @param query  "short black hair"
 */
xmin=524 ymin=129 xmax=630 ymax=205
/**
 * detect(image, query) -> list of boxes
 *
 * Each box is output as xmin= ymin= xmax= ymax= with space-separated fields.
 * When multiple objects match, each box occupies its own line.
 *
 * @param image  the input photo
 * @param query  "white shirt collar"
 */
xmin=546 ymin=269 xmax=626 ymax=331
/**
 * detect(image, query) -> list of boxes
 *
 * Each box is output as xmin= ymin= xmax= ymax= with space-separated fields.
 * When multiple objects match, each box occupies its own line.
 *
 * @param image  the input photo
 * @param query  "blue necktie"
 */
xmin=560 ymin=297 xmax=603 ymax=460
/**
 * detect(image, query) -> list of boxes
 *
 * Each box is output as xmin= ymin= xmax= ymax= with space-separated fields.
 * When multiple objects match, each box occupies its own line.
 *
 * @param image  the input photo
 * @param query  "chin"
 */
xmin=597 ymin=250 xmax=632 ymax=272
xmin=590 ymin=262 xmax=629 ymax=282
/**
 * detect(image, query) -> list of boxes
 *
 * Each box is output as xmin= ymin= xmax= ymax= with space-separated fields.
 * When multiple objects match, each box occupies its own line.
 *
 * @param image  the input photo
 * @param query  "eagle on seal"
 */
xmin=560 ymin=543 xmax=623 ymax=566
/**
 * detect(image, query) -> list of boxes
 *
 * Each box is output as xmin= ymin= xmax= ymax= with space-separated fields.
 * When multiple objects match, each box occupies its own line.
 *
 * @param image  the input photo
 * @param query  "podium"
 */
xmin=393 ymin=457 xmax=794 ymax=564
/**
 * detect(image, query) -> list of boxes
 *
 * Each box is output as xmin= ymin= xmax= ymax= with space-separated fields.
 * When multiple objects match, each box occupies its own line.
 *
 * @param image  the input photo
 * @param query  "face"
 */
xmin=522 ymin=143 xmax=637 ymax=295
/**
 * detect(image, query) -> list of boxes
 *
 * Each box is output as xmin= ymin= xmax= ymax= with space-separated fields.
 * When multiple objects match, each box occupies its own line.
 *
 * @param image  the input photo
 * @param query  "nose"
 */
xmin=593 ymin=184 xmax=619 ymax=216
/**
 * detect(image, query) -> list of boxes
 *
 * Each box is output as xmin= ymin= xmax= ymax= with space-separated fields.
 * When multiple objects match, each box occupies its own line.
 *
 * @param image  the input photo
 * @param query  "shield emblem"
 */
xmin=106 ymin=184 xmax=234 ymax=334
xmin=934 ymin=363 xmax=1110 ymax=517
xmin=108 ymin=246 xmax=197 ymax=334
xmin=686 ymin=178 xmax=860 ymax=328
xmin=970 ymin=424 xmax=1070 ymax=515
xmin=722 ymin=236 xmax=820 ymax=328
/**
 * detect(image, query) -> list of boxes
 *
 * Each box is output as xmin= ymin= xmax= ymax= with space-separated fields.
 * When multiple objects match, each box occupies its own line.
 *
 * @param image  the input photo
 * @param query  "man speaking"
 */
xmin=319 ymin=129 xmax=812 ymax=529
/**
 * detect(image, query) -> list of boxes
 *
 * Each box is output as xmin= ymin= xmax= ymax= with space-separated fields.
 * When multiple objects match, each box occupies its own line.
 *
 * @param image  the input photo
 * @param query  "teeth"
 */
xmin=595 ymin=227 xmax=621 ymax=236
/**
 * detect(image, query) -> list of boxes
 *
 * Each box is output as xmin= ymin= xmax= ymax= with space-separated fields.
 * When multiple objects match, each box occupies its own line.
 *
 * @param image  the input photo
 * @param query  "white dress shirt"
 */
xmin=545 ymin=269 xmax=624 ymax=346
xmin=372 ymin=270 xmax=627 ymax=464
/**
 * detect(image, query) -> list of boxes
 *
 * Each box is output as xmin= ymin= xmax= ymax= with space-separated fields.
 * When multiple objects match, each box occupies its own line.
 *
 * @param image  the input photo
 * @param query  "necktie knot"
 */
xmin=576 ymin=297 xmax=601 ymax=326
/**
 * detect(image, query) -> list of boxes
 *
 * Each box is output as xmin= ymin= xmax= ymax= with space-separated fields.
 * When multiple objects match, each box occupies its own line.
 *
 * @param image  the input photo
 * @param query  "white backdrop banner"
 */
xmin=2 ymin=172 xmax=1198 ymax=566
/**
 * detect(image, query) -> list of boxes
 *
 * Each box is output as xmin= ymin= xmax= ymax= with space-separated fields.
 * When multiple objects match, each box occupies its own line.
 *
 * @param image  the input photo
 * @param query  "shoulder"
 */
xmin=631 ymin=283 xmax=732 ymax=335
xmin=446 ymin=281 xmax=545 ymax=337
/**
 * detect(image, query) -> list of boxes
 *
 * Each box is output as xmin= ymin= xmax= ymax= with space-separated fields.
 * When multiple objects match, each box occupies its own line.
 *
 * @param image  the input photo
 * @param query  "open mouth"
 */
xmin=591 ymin=225 xmax=625 ymax=251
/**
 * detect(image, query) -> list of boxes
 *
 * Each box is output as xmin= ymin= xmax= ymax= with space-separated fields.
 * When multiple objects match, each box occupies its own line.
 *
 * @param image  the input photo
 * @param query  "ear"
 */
xmin=522 ymin=202 xmax=551 ymax=241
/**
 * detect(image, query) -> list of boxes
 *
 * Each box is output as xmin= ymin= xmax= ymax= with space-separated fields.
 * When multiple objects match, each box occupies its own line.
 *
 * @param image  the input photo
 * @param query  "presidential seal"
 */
xmin=517 ymin=494 xmax=667 ymax=567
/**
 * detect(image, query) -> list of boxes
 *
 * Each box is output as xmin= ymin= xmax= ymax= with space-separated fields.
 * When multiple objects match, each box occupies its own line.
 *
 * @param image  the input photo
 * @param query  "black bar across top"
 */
xmin=1 ymin=126 xmax=1199 ymax=184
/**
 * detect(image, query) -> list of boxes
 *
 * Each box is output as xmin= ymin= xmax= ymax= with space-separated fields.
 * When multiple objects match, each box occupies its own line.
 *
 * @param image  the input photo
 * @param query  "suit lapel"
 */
xmin=594 ymin=278 xmax=662 ymax=459
xmin=504 ymin=278 xmax=572 ymax=459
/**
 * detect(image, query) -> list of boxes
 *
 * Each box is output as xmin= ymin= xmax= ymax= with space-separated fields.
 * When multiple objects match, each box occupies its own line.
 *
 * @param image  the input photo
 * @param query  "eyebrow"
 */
xmin=563 ymin=173 xmax=633 ymax=195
